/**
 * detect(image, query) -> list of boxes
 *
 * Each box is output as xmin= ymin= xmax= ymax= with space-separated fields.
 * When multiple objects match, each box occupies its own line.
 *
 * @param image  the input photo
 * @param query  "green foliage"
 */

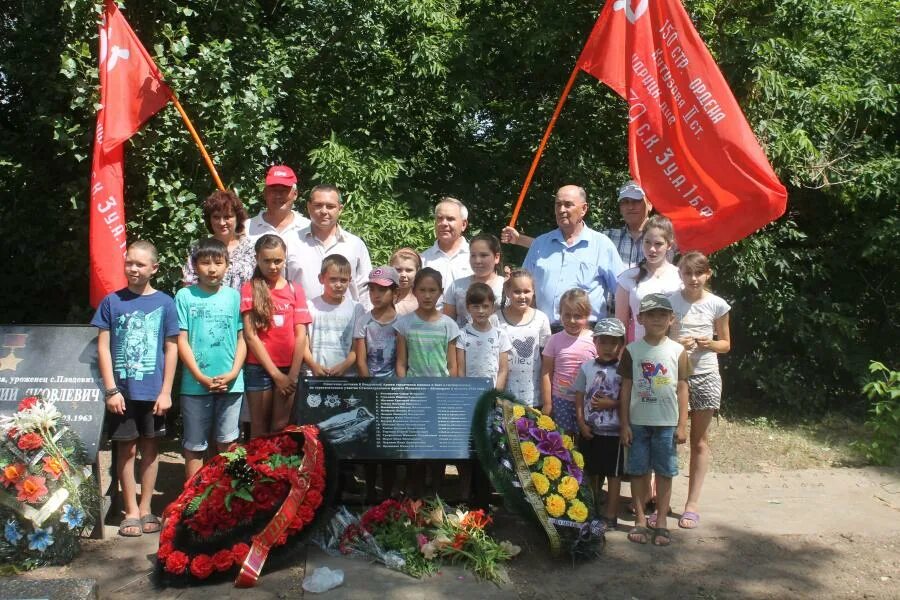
xmin=853 ymin=362 xmax=900 ymax=465
xmin=0 ymin=0 xmax=897 ymax=416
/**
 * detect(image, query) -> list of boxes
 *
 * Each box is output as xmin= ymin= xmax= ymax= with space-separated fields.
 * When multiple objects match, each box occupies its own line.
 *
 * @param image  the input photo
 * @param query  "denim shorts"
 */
xmin=181 ymin=393 xmax=242 ymax=451
xmin=625 ymin=424 xmax=678 ymax=477
xmin=243 ymin=364 xmax=290 ymax=392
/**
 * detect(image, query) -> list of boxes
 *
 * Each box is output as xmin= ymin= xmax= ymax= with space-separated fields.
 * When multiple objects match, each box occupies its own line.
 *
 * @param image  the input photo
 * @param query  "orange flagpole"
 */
xmin=170 ymin=93 xmax=225 ymax=191
xmin=507 ymin=64 xmax=581 ymax=229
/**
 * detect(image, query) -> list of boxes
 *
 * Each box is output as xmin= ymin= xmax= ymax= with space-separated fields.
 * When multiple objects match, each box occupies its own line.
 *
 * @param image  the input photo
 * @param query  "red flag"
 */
xmin=577 ymin=0 xmax=787 ymax=253
xmin=89 ymin=0 xmax=172 ymax=306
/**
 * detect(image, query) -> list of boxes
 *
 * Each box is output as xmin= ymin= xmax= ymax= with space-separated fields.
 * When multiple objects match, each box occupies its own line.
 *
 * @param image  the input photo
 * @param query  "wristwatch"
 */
xmin=104 ymin=387 xmax=121 ymax=398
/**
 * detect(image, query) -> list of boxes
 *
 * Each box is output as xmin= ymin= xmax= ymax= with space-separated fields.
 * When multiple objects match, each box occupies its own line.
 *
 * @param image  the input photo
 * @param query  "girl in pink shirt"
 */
xmin=540 ymin=288 xmax=597 ymax=434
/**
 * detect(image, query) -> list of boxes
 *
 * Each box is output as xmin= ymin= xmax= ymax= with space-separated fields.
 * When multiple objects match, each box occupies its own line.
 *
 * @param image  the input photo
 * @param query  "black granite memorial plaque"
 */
xmin=0 ymin=326 xmax=104 ymax=462
xmin=296 ymin=377 xmax=492 ymax=460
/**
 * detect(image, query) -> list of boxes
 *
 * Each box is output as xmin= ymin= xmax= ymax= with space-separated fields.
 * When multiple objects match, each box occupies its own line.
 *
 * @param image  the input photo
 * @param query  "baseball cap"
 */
xmin=593 ymin=318 xmax=626 ymax=338
xmin=265 ymin=165 xmax=297 ymax=187
xmin=368 ymin=266 xmax=399 ymax=287
xmin=618 ymin=180 xmax=645 ymax=202
xmin=638 ymin=293 xmax=674 ymax=314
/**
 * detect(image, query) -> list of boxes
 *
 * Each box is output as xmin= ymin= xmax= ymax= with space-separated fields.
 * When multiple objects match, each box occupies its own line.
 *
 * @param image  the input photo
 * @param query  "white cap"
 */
xmin=618 ymin=180 xmax=645 ymax=201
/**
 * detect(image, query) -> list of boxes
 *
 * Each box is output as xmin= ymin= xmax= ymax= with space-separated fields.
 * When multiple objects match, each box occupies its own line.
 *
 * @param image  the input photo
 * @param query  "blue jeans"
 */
xmin=243 ymin=364 xmax=289 ymax=392
xmin=181 ymin=393 xmax=242 ymax=451
xmin=625 ymin=425 xmax=678 ymax=477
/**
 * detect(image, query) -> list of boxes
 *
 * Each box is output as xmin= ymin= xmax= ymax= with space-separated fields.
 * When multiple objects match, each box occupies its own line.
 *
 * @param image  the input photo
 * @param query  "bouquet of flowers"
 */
xmin=473 ymin=392 xmax=604 ymax=560
xmin=157 ymin=425 xmax=330 ymax=587
xmin=0 ymin=396 xmax=97 ymax=573
xmin=316 ymin=497 xmax=519 ymax=584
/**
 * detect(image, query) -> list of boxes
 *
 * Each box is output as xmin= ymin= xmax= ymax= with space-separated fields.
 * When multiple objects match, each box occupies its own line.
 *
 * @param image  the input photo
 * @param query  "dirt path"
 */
xmin=10 ymin=418 xmax=900 ymax=599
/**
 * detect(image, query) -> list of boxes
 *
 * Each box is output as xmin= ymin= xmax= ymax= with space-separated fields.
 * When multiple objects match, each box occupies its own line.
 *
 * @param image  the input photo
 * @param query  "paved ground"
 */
xmin=9 ymin=461 xmax=899 ymax=599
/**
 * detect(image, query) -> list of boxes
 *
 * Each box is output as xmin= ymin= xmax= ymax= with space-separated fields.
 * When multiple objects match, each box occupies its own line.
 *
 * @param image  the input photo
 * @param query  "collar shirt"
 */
xmin=420 ymin=238 xmax=474 ymax=310
xmin=522 ymin=225 xmax=624 ymax=325
xmin=294 ymin=225 xmax=373 ymax=310
xmin=245 ymin=210 xmax=312 ymax=284
xmin=602 ymin=225 xmax=677 ymax=272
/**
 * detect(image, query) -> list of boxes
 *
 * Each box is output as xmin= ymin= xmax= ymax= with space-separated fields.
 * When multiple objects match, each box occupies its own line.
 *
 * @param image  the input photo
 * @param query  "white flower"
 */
xmin=499 ymin=540 xmax=521 ymax=557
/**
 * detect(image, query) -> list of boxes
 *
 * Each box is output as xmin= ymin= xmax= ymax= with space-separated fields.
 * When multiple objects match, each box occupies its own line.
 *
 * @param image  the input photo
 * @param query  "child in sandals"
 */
xmin=618 ymin=294 xmax=690 ymax=546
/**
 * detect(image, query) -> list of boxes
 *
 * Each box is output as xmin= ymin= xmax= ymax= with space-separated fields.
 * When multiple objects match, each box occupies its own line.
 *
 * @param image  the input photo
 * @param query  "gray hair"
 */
xmin=434 ymin=196 xmax=468 ymax=221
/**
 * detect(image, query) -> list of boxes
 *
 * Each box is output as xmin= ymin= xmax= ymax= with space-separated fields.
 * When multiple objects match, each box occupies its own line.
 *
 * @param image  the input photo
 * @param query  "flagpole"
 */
xmin=507 ymin=64 xmax=581 ymax=229
xmin=170 ymin=94 xmax=225 ymax=191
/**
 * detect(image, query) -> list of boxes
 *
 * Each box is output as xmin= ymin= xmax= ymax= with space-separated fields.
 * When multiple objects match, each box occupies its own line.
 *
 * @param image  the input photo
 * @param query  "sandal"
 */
xmin=118 ymin=517 xmax=143 ymax=537
xmin=652 ymin=527 xmax=672 ymax=547
xmin=627 ymin=526 xmax=651 ymax=544
xmin=140 ymin=513 xmax=161 ymax=534
xmin=678 ymin=511 xmax=700 ymax=529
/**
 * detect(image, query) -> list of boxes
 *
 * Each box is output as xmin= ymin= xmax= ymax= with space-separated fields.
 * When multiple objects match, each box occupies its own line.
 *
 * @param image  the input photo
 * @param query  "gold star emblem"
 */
xmin=0 ymin=352 xmax=22 ymax=371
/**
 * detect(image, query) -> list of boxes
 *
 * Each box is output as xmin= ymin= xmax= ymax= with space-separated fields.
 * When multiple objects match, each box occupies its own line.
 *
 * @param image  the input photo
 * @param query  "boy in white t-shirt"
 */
xmin=304 ymin=254 xmax=365 ymax=376
xmin=456 ymin=282 xmax=512 ymax=389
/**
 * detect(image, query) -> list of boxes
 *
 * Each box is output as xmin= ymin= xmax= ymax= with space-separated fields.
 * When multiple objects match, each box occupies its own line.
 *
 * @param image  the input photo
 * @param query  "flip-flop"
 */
xmin=140 ymin=513 xmax=161 ymax=534
xmin=652 ymin=527 xmax=672 ymax=546
xmin=678 ymin=511 xmax=700 ymax=529
xmin=118 ymin=517 xmax=143 ymax=537
xmin=627 ymin=526 xmax=651 ymax=544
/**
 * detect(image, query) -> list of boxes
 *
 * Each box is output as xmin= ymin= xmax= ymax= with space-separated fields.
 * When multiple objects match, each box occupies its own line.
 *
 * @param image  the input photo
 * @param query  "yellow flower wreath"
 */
xmin=531 ymin=472 xmax=550 ymax=495
xmin=545 ymin=494 xmax=566 ymax=518
xmin=558 ymin=475 xmax=579 ymax=500
xmin=541 ymin=456 xmax=563 ymax=480
xmin=567 ymin=499 xmax=589 ymax=523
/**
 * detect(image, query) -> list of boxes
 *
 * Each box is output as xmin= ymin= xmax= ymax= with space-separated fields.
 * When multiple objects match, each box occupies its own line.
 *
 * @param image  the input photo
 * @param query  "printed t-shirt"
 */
xmin=573 ymin=360 xmax=622 ymax=436
xmin=455 ymin=324 xmax=512 ymax=385
xmin=542 ymin=330 xmax=597 ymax=402
xmin=394 ymin=313 xmax=460 ymax=377
xmin=175 ymin=286 xmax=244 ymax=395
xmin=499 ymin=309 xmax=551 ymax=407
xmin=443 ymin=275 xmax=505 ymax=327
xmin=668 ymin=291 xmax=731 ymax=375
xmin=240 ymin=281 xmax=312 ymax=367
xmin=353 ymin=312 xmax=398 ymax=377
xmin=308 ymin=296 xmax=364 ymax=374
xmin=618 ymin=338 xmax=688 ymax=426
xmin=616 ymin=265 xmax=682 ymax=341
xmin=91 ymin=289 xmax=179 ymax=401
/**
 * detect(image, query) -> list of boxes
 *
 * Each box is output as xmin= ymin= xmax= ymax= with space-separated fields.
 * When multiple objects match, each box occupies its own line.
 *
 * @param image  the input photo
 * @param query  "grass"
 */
xmin=696 ymin=413 xmax=869 ymax=473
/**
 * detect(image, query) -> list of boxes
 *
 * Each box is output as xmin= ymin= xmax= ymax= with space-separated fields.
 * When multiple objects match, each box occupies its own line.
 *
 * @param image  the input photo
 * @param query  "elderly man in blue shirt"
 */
xmin=514 ymin=185 xmax=623 ymax=331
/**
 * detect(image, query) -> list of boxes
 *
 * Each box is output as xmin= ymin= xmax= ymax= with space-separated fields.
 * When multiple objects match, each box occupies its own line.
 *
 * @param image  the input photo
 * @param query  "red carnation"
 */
xmin=159 ymin=524 xmax=175 ymax=545
xmin=212 ymin=549 xmax=234 ymax=572
xmin=253 ymin=484 xmax=279 ymax=511
xmin=306 ymin=489 xmax=323 ymax=508
xmin=157 ymin=542 xmax=174 ymax=562
xmin=7 ymin=427 xmax=18 ymax=439
xmin=17 ymin=432 xmax=43 ymax=451
xmin=189 ymin=554 xmax=215 ymax=580
xmin=232 ymin=543 xmax=250 ymax=563
xmin=17 ymin=396 xmax=39 ymax=412
xmin=164 ymin=550 xmax=190 ymax=574
xmin=296 ymin=505 xmax=315 ymax=527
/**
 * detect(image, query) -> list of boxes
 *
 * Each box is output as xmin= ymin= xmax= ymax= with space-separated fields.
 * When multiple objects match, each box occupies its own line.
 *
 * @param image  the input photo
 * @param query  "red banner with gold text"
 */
xmin=577 ymin=0 xmax=787 ymax=253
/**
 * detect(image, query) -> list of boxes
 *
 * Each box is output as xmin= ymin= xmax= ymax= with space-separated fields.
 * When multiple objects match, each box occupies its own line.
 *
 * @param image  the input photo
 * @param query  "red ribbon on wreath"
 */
xmin=235 ymin=425 xmax=322 ymax=588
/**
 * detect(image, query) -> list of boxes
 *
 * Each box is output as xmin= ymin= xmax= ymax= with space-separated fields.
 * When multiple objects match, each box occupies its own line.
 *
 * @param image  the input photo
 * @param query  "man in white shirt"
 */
xmin=295 ymin=185 xmax=373 ymax=309
xmin=420 ymin=197 xmax=473 ymax=308
xmin=244 ymin=165 xmax=311 ymax=282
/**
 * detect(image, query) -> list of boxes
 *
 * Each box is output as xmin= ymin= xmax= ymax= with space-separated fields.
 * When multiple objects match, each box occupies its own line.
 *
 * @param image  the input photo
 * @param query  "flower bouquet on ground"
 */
xmin=0 ymin=396 xmax=97 ymax=573
xmin=473 ymin=391 xmax=604 ymax=560
xmin=315 ymin=497 xmax=519 ymax=584
xmin=156 ymin=425 xmax=334 ymax=587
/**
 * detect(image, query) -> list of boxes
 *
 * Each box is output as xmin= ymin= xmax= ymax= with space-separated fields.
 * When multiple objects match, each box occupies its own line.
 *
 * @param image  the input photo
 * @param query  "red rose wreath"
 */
xmin=156 ymin=425 xmax=328 ymax=587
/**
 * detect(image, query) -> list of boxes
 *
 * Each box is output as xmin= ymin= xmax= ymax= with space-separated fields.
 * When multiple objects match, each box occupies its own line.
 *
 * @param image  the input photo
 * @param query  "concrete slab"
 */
xmin=304 ymin=545 xmax=516 ymax=600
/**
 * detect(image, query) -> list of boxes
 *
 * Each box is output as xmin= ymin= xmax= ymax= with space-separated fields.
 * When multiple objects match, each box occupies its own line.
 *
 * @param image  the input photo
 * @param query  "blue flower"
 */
xmin=60 ymin=504 xmax=85 ymax=530
xmin=27 ymin=526 xmax=54 ymax=552
xmin=4 ymin=518 xmax=22 ymax=545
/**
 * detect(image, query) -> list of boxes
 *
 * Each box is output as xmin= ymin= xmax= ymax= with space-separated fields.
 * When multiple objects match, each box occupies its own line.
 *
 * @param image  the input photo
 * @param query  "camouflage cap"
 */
xmin=592 ymin=318 xmax=626 ymax=338
xmin=638 ymin=293 xmax=674 ymax=314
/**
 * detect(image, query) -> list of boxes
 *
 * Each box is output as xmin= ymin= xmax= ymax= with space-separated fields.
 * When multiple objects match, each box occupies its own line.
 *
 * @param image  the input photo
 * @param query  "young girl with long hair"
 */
xmin=615 ymin=215 xmax=682 ymax=342
xmin=240 ymin=234 xmax=311 ymax=438
xmin=499 ymin=269 xmax=551 ymax=407
xmin=443 ymin=233 xmax=504 ymax=326
xmin=664 ymin=251 xmax=731 ymax=530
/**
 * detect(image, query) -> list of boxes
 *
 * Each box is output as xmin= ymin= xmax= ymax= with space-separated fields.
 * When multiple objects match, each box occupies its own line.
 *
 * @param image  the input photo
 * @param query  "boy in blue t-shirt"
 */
xmin=91 ymin=240 xmax=179 ymax=538
xmin=175 ymin=238 xmax=247 ymax=480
